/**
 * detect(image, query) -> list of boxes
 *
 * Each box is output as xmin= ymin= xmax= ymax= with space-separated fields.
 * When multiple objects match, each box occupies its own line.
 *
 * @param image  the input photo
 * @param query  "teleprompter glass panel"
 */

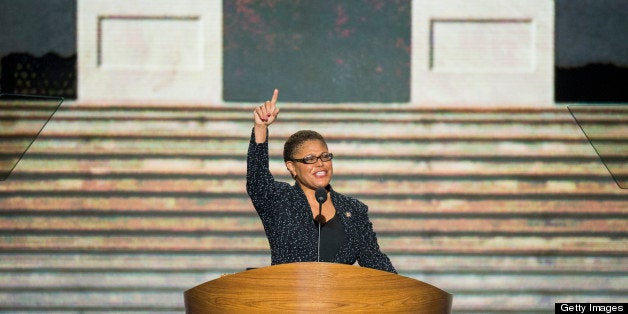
xmin=0 ymin=94 xmax=63 ymax=180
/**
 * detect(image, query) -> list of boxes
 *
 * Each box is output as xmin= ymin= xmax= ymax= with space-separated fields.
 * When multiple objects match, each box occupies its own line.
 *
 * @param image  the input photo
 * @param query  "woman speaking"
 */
xmin=246 ymin=89 xmax=396 ymax=273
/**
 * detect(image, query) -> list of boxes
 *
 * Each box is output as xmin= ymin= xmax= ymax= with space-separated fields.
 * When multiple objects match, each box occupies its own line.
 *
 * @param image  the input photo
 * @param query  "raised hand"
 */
xmin=253 ymin=89 xmax=279 ymax=143
xmin=254 ymin=89 xmax=280 ymax=126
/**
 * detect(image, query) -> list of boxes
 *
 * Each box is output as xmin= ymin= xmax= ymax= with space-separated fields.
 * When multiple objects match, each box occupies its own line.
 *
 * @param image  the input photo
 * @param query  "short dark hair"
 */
xmin=283 ymin=130 xmax=327 ymax=162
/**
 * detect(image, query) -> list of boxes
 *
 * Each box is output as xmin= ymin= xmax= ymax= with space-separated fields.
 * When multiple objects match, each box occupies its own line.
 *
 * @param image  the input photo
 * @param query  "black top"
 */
xmin=319 ymin=215 xmax=348 ymax=262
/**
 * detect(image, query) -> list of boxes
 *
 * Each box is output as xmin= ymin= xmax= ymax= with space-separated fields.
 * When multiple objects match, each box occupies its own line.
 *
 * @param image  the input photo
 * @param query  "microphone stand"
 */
xmin=314 ymin=187 xmax=327 ymax=263
xmin=317 ymin=202 xmax=322 ymax=262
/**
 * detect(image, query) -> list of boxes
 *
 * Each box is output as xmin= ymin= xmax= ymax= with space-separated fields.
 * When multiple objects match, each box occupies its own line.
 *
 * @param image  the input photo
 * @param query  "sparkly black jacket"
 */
xmin=246 ymin=130 xmax=396 ymax=273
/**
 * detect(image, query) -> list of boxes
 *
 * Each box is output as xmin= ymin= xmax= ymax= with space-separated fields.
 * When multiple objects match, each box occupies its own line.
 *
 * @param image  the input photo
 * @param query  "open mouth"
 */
xmin=314 ymin=170 xmax=327 ymax=178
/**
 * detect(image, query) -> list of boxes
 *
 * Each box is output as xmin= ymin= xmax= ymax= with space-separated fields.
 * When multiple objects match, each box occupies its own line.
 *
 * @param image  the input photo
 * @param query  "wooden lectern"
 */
xmin=184 ymin=262 xmax=452 ymax=313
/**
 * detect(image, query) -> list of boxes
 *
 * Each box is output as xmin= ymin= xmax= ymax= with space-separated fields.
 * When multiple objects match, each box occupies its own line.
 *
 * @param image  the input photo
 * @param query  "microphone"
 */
xmin=315 ymin=187 xmax=327 ymax=262
xmin=315 ymin=187 xmax=327 ymax=204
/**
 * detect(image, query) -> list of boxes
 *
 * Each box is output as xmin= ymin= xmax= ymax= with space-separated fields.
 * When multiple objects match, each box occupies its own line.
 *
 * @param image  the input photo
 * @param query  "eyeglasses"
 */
xmin=291 ymin=152 xmax=334 ymax=164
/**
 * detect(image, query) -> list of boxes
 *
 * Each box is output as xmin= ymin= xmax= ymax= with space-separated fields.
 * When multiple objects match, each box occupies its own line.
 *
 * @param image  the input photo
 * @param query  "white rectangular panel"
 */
xmin=431 ymin=19 xmax=533 ymax=73
xmin=78 ymin=0 xmax=222 ymax=105
xmin=412 ymin=0 xmax=554 ymax=107
xmin=99 ymin=17 xmax=202 ymax=70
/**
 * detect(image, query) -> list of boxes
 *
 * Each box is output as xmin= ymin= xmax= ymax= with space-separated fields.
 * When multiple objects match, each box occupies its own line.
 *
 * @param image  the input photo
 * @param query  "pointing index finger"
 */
xmin=270 ymin=88 xmax=279 ymax=106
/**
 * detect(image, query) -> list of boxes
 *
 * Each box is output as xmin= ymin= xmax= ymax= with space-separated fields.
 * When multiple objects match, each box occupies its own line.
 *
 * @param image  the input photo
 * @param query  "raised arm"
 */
xmin=247 ymin=89 xmax=281 ymax=210
xmin=253 ymin=88 xmax=280 ymax=143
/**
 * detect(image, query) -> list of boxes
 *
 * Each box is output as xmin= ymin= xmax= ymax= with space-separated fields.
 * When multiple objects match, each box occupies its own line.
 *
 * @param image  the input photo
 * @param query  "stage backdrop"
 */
xmin=1 ymin=0 xmax=627 ymax=313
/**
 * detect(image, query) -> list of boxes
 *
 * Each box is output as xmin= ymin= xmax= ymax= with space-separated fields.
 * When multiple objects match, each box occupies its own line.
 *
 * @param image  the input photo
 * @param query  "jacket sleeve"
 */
xmin=355 ymin=205 xmax=397 ymax=274
xmin=246 ymin=128 xmax=279 ymax=214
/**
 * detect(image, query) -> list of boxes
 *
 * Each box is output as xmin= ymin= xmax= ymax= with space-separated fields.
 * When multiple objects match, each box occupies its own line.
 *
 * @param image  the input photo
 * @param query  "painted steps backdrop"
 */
xmin=1 ymin=102 xmax=627 ymax=313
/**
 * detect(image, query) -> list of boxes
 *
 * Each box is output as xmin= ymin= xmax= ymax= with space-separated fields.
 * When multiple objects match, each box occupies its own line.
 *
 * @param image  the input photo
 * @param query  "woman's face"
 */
xmin=286 ymin=139 xmax=333 ymax=191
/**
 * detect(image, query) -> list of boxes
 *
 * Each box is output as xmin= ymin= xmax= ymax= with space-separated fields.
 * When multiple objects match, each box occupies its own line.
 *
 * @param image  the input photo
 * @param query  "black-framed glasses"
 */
xmin=291 ymin=152 xmax=334 ymax=164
